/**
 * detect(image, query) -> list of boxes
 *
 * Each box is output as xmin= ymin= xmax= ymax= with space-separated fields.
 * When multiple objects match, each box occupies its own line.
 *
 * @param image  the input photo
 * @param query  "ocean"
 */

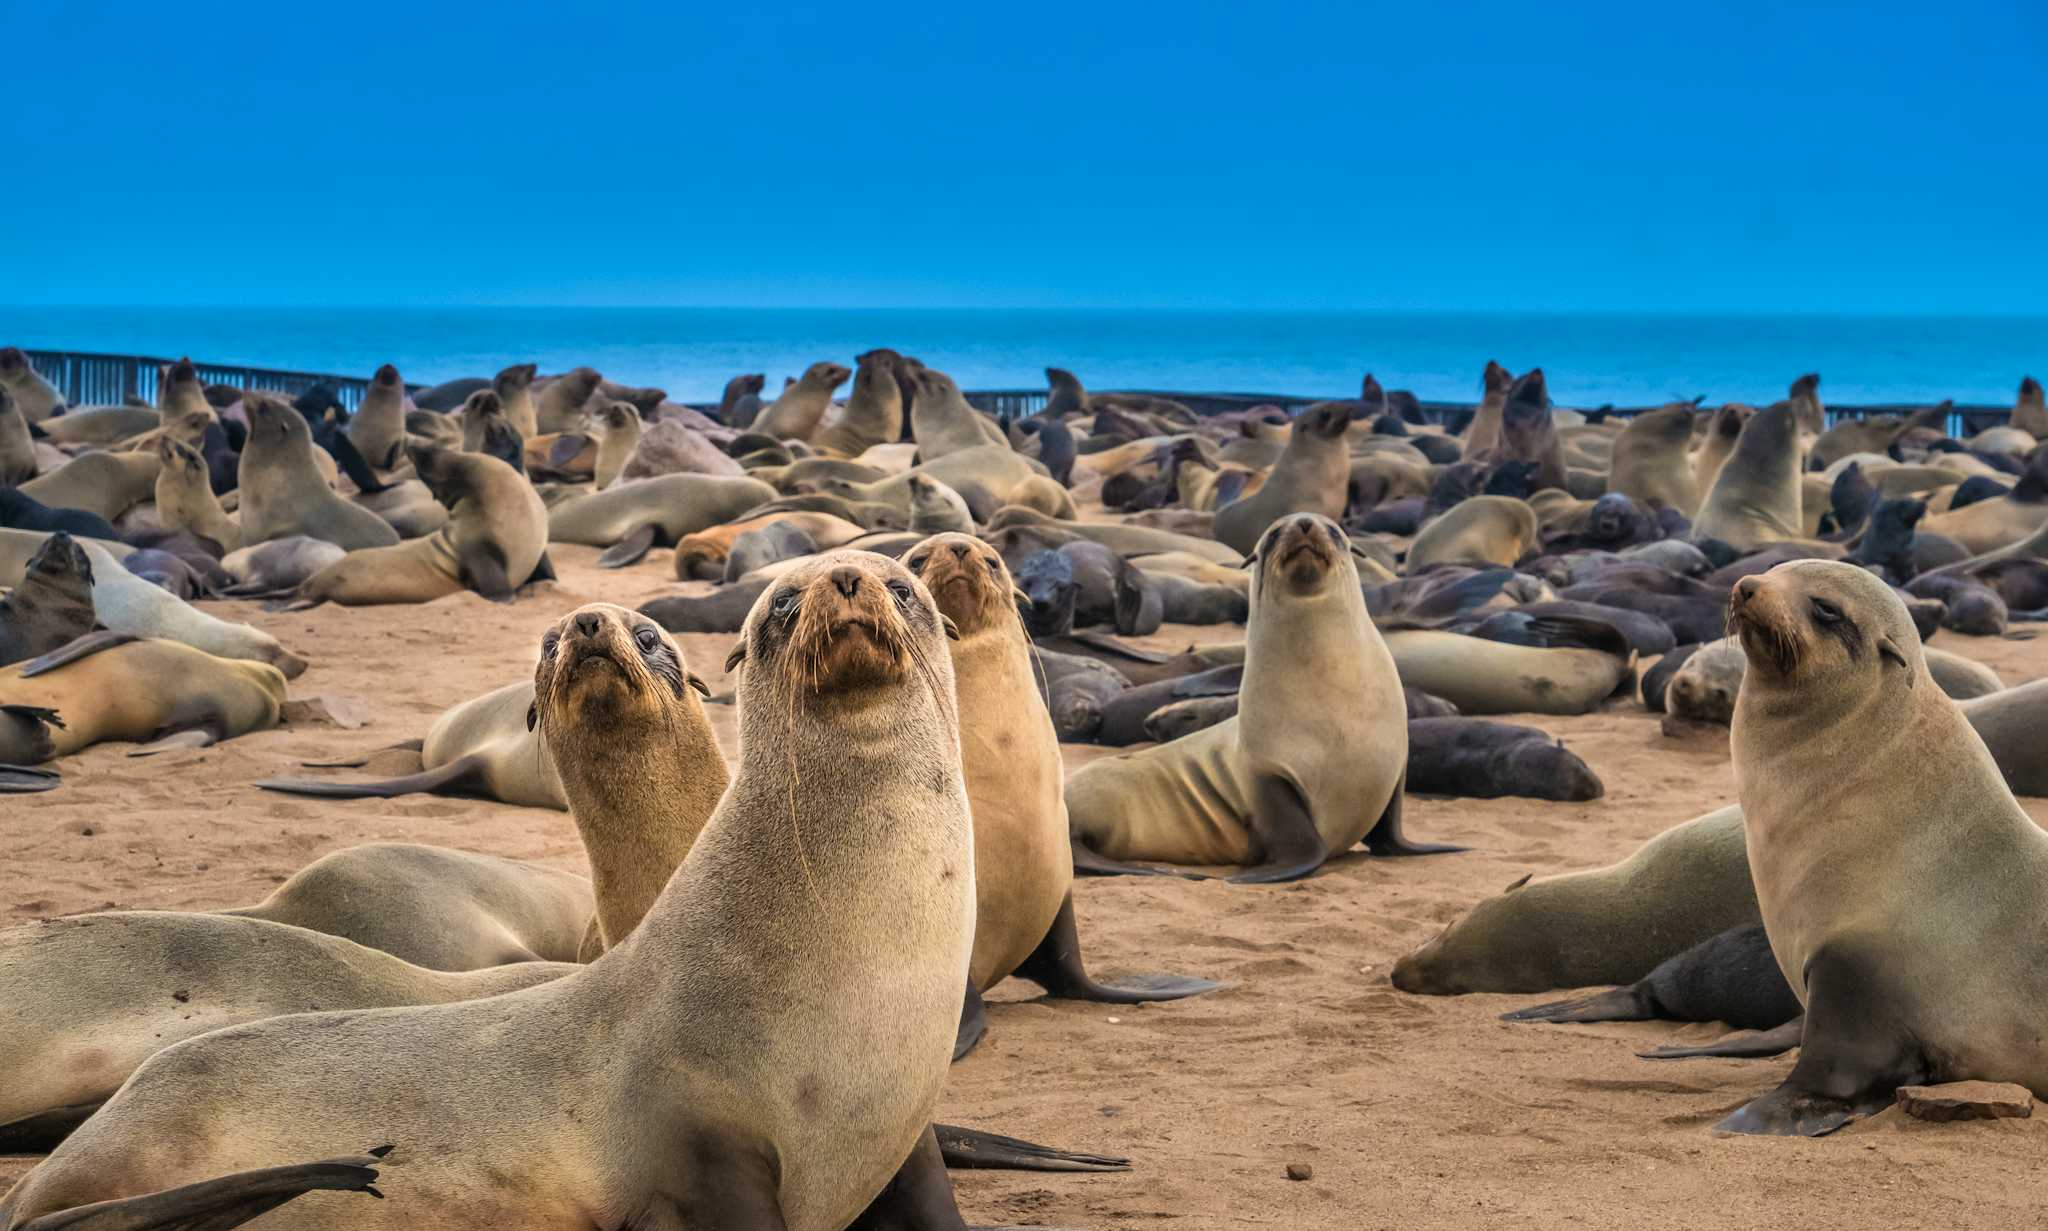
xmin=0 ymin=306 xmax=2040 ymax=408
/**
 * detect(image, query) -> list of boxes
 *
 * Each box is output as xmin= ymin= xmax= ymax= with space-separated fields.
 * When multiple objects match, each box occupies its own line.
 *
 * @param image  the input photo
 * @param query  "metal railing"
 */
xmin=22 ymin=350 xmax=2007 ymax=436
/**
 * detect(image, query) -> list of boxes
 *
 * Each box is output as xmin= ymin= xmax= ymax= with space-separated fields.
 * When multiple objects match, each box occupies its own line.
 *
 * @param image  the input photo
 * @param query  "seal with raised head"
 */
xmin=753 ymin=360 xmax=851 ymax=442
xmin=1461 ymin=360 xmax=1514 ymax=457
xmin=533 ymin=365 xmax=604 ymax=435
xmin=585 ymin=398 xmax=641 ymax=488
xmin=1211 ymin=400 xmax=1352 ymax=555
xmin=1067 ymin=514 xmax=1455 ymax=881
xmin=238 ymin=391 xmax=403 ymax=550
xmin=1717 ymin=559 xmax=2048 ymax=1135
xmin=905 ymin=533 xmax=1218 ymax=1054
xmin=154 ymin=435 xmax=242 ymax=549
xmin=813 ymin=348 xmax=904 ymax=457
xmin=1607 ymin=404 xmax=1700 ymax=515
xmin=1691 ymin=403 xmax=1804 ymax=551
xmin=0 ymin=387 xmax=35 ymax=484
xmin=0 ymin=548 xmax=982 ymax=1231
xmin=909 ymin=363 xmax=1009 ymax=459
xmin=299 ymin=444 xmax=551 ymax=605
xmin=0 ymin=347 xmax=63 ymax=421
xmin=0 ymin=532 xmax=95 ymax=670
xmin=346 ymin=363 xmax=407 ymax=469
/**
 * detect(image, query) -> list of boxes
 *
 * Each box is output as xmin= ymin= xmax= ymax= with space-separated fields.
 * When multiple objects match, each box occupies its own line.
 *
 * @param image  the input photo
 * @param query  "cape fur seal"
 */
xmin=0 ymin=347 xmax=62 ymax=421
xmin=238 ymin=392 xmax=402 ymax=550
xmin=1211 ymin=400 xmax=1351 ymax=554
xmin=546 ymin=472 xmax=777 ymax=567
xmin=1691 ymin=403 xmax=1804 ymax=550
xmin=18 ymin=451 xmax=161 ymax=523
xmin=1461 ymin=360 xmax=1514 ymax=457
xmin=300 ymin=445 xmax=550 ymax=604
xmin=909 ymin=364 xmax=1009 ymax=458
xmin=0 ymin=532 xmax=95 ymax=671
xmin=0 ymin=635 xmax=285 ymax=763
xmin=1 ymin=549 xmax=983 ymax=1231
xmin=1607 ymin=404 xmax=1700 ymax=514
xmin=1721 ymin=560 xmax=2048 ymax=1135
xmin=752 ymin=360 xmax=851 ymax=442
xmin=1068 ymin=514 xmax=1455 ymax=880
xmin=1405 ymin=495 xmax=1540 ymax=572
xmin=906 ymin=534 xmax=1217 ymax=1053
xmin=586 ymin=399 xmax=641 ymax=488
xmin=533 ymin=366 xmax=603 ymax=434
xmin=0 ymin=388 xmax=35 ymax=484
xmin=345 ymin=363 xmax=407 ymax=468
xmin=75 ymin=540 xmax=308 ymax=677
xmin=1379 ymin=620 xmax=1634 ymax=716
xmin=154 ymin=435 xmax=242 ymax=549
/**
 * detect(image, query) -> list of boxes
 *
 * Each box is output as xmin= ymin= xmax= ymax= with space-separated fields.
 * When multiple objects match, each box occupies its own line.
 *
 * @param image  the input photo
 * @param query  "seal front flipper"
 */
xmin=1502 ymin=985 xmax=1651 ymax=1024
xmin=19 ymin=631 xmax=139 ymax=678
xmin=0 ymin=763 xmax=60 ymax=793
xmin=256 ymin=752 xmax=490 ymax=800
xmin=1069 ymin=835 xmax=1209 ymax=880
xmin=10 ymin=1148 xmax=388 ymax=1231
xmin=596 ymin=524 xmax=659 ymax=569
xmin=458 ymin=543 xmax=516 ymax=602
xmin=668 ymin=1133 xmax=788 ymax=1229
xmin=1362 ymin=775 xmax=1466 ymax=856
xmin=0 ymin=705 xmax=63 ymax=764
xmin=850 ymin=1125 xmax=968 ymax=1231
xmin=1714 ymin=946 xmax=1925 ymax=1136
xmin=932 ymin=1124 xmax=1129 ymax=1172
xmin=526 ymin=549 xmax=558 ymax=584
xmin=1013 ymin=893 xmax=1221 ymax=1003
xmin=0 ymin=1100 xmax=101 ymax=1153
xmin=955 ymin=977 xmax=988 ymax=1061
xmin=1228 ymin=774 xmax=1329 ymax=883
xmin=1641 ymin=1017 xmax=1804 ymax=1061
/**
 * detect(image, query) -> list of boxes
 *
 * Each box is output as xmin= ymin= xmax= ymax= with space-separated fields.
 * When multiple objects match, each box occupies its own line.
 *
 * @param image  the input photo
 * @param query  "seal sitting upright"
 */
xmin=1719 ymin=559 xmax=2048 ymax=1136
xmin=1066 ymin=513 xmax=1458 ymax=881
xmin=0 ymin=550 xmax=981 ymax=1230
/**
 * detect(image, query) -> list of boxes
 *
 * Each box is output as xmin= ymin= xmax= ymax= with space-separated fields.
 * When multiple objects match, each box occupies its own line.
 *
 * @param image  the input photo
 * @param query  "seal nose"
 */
xmin=1733 ymin=576 xmax=1762 ymax=607
xmin=574 ymin=612 xmax=602 ymax=638
xmin=831 ymin=566 xmax=862 ymax=597
xmin=950 ymin=542 xmax=972 ymax=559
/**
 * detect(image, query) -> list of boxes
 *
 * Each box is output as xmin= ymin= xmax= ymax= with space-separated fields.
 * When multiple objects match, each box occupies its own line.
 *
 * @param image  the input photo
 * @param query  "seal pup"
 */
xmin=1501 ymin=923 xmax=1800 ymax=1033
xmin=345 ymin=363 xmax=407 ymax=468
xmin=1719 ymin=559 xmax=2048 ymax=1135
xmin=1406 ymin=718 xmax=1604 ymax=801
xmin=0 ymin=636 xmax=285 ymax=762
xmin=530 ymin=603 xmax=726 ymax=956
xmin=0 ymin=533 xmax=95 ymax=670
xmin=0 ymin=347 xmax=63 ymax=421
xmin=299 ymin=444 xmax=550 ymax=605
xmin=1691 ymin=403 xmax=1752 ymax=494
xmin=1068 ymin=514 xmax=1454 ymax=880
xmin=1691 ymin=403 xmax=1804 ymax=551
xmin=238 ymin=392 xmax=402 ymax=550
xmin=220 ymin=535 xmax=347 ymax=596
xmin=1211 ymin=400 xmax=1351 ymax=554
xmin=906 ymin=534 xmax=1218 ymax=1054
xmin=0 ymin=549 xmax=983 ymax=1231
xmin=753 ymin=360 xmax=851 ymax=442
xmin=584 ymin=398 xmax=641 ymax=488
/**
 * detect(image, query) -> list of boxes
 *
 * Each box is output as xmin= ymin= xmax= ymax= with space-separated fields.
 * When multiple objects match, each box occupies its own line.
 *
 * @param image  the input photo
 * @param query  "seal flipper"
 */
xmin=1069 ymin=835 xmax=1208 ymax=880
xmin=1363 ymin=775 xmax=1465 ymax=856
xmin=849 ymin=1125 xmax=968 ymax=1231
xmin=19 ymin=631 xmax=139 ymax=678
xmin=670 ymin=1133 xmax=788 ymax=1229
xmin=11 ymin=1148 xmax=388 ymax=1231
xmin=932 ymin=1124 xmax=1129 ymax=1172
xmin=955 ymin=978 xmax=988 ymax=1061
xmin=1714 ymin=945 xmax=1925 ymax=1136
xmin=0 ymin=763 xmax=60 ymax=793
xmin=1641 ymin=1016 xmax=1804 ymax=1061
xmin=1228 ymin=774 xmax=1330 ymax=883
xmin=1012 ymin=892 xmax=1222 ymax=1003
xmin=1501 ymin=985 xmax=1652 ymax=1024
xmin=256 ymin=752 xmax=490 ymax=801
xmin=129 ymin=727 xmax=220 ymax=756
xmin=597 ymin=524 xmax=659 ymax=569
xmin=0 ymin=1100 xmax=100 ymax=1153
xmin=526 ymin=550 xmax=558 ymax=584
xmin=328 ymin=433 xmax=389 ymax=496
xmin=458 ymin=544 xmax=516 ymax=602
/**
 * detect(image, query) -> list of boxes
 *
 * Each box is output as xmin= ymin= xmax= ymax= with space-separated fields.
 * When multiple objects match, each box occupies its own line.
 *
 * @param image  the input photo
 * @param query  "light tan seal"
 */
xmin=345 ymin=363 xmax=407 ymax=468
xmin=1719 ymin=559 xmax=2048 ymax=1135
xmin=1461 ymin=360 xmax=1514 ymax=457
xmin=586 ymin=398 xmax=641 ymax=488
xmin=238 ymin=391 xmax=402 ymax=550
xmin=1404 ymin=495 xmax=1540 ymax=572
xmin=0 ymin=347 xmax=63 ymax=421
xmin=1607 ymin=404 xmax=1701 ymax=514
xmin=154 ymin=435 xmax=242 ymax=549
xmin=32 ymin=404 xmax=159 ymax=449
xmin=1 ymin=548 xmax=979 ymax=1231
xmin=1068 ymin=514 xmax=1452 ymax=880
xmin=754 ymin=360 xmax=852 ymax=442
xmin=1211 ymin=400 xmax=1351 ymax=554
xmin=0 ymin=635 xmax=285 ymax=763
xmin=300 ymin=445 xmax=550 ymax=605
xmin=1691 ymin=402 xmax=1804 ymax=550
xmin=546 ymin=471 xmax=777 ymax=567
xmin=814 ymin=348 xmax=905 ymax=457
xmin=533 ymin=365 xmax=604 ymax=435
xmin=18 ymin=451 xmax=160 ymax=523
xmin=0 ymin=388 xmax=34 ymax=484
xmin=672 ymin=510 xmax=868 ymax=581
xmin=76 ymin=540 xmax=308 ymax=677
xmin=530 ymin=602 xmax=726 ymax=957
xmin=909 ymin=363 xmax=1009 ymax=458
xmin=1379 ymin=622 xmax=1634 ymax=716
xmin=907 ymin=533 xmax=1218 ymax=1053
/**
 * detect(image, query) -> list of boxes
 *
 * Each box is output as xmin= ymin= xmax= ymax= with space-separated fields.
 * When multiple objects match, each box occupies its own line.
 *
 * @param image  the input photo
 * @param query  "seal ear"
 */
xmin=686 ymin=673 xmax=711 ymax=698
xmin=1879 ymin=636 xmax=1910 ymax=677
xmin=941 ymin=614 xmax=961 ymax=641
xmin=724 ymin=643 xmax=747 ymax=673
xmin=1503 ymin=873 xmax=1533 ymax=893
xmin=526 ymin=702 xmax=538 ymax=731
xmin=1240 ymin=550 xmax=1259 ymax=571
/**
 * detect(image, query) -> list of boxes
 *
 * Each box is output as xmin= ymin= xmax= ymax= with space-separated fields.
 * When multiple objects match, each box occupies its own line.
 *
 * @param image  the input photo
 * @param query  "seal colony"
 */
xmin=5 ymin=346 xmax=2048 ymax=1223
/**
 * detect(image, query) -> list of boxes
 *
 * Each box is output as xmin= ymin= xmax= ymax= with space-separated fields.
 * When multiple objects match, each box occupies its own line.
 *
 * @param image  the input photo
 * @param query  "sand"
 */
xmin=6 ymin=544 xmax=2048 ymax=1226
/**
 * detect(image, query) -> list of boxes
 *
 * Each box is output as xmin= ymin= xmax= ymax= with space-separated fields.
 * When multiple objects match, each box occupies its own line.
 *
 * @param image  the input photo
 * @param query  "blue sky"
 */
xmin=12 ymin=0 xmax=2043 ymax=312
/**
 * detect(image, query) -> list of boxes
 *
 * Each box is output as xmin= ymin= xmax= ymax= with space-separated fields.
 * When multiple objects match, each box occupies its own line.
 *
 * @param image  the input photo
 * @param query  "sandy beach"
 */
xmin=6 ymin=544 xmax=2047 ymax=1227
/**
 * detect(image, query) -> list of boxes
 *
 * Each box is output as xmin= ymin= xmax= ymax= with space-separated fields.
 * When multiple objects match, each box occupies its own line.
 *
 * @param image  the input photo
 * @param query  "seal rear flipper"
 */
xmin=932 ymin=1125 xmax=1129 ymax=1173
xmin=459 ymin=544 xmax=516 ymax=602
xmin=0 ymin=763 xmax=61 ymax=793
xmin=256 ymin=752 xmax=489 ymax=801
xmin=1012 ymin=893 xmax=1222 ymax=1003
xmin=850 ymin=1125 xmax=967 ymax=1231
xmin=1069 ymin=835 xmax=1208 ymax=880
xmin=1714 ymin=944 xmax=1925 ymax=1136
xmin=955 ymin=978 xmax=988 ymax=1061
xmin=1228 ymin=774 xmax=1330 ymax=883
xmin=0 ymin=1101 xmax=103 ymax=1153
xmin=1502 ymin=985 xmax=1651 ymax=1024
xmin=596 ymin=524 xmax=659 ymax=569
xmin=1063 ymin=631 xmax=1170 ymax=664
xmin=1641 ymin=1017 xmax=1804 ymax=1061
xmin=11 ymin=1148 xmax=389 ymax=1231
xmin=300 ymin=738 xmax=426 ymax=769
xmin=128 ymin=726 xmax=220 ymax=756
xmin=1362 ymin=775 xmax=1466 ymax=856
xmin=19 ymin=631 xmax=139 ymax=678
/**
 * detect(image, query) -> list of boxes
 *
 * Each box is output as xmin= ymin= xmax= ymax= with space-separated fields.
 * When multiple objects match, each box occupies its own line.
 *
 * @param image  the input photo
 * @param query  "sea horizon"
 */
xmin=2 ymin=304 xmax=2040 ymax=408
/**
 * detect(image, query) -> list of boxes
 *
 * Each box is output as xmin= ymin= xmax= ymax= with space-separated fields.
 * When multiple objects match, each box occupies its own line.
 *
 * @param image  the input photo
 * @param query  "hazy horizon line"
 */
xmin=8 ymin=303 xmax=2048 ymax=321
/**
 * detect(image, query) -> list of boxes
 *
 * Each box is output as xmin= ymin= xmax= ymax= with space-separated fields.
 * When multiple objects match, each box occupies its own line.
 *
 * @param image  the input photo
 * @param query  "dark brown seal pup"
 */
xmin=0 ymin=532 xmax=95 ymax=669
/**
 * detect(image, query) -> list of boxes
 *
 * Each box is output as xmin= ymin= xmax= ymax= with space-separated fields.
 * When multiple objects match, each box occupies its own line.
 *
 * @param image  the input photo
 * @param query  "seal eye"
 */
xmin=887 ymin=580 xmax=915 ymax=608
xmin=982 ymin=555 xmax=1000 ymax=573
xmin=907 ymin=553 xmax=929 ymax=571
xmin=541 ymin=633 xmax=561 ymax=658
xmin=634 ymin=626 xmax=660 ymax=652
xmin=1323 ymin=523 xmax=1344 ymax=547
xmin=1810 ymin=597 xmax=1844 ymax=625
xmin=772 ymin=589 xmax=799 ymax=617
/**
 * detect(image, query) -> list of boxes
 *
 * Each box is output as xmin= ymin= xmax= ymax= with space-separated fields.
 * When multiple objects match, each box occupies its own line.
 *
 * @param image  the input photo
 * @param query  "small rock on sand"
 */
xmin=1896 ymin=1082 xmax=2033 ymax=1123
